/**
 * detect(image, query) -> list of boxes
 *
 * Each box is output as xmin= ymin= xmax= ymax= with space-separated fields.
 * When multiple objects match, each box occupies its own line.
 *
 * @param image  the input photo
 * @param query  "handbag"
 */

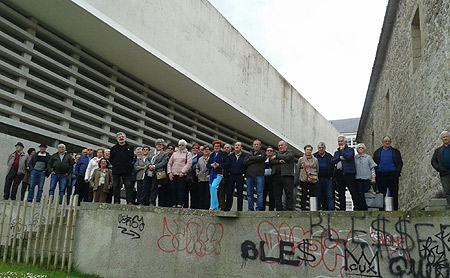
xmin=365 ymin=185 xmax=384 ymax=208
xmin=303 ymin=156 xmax=318 ymax=183
xmin=156 ymin=171 xmax=167 ymax=180
xmin=307 ymin=173 xmax=318 ymax=184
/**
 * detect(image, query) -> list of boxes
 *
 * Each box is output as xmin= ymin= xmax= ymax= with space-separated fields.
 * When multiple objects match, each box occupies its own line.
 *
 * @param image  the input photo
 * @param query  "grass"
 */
xmin=0 ymin=262 xmax=99 ymax=278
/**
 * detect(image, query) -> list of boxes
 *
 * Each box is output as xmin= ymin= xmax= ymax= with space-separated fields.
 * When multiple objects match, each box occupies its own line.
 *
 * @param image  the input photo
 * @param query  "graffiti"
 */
xmin=117 ymin=214 xmax=145 ymax=240
xmin=239 ymin=215 xmax=450 ymax=278
xmin=157 ymin=217 xmax=223 ymax=257
xmin=8 ymin=213 xmax=45 ymax=238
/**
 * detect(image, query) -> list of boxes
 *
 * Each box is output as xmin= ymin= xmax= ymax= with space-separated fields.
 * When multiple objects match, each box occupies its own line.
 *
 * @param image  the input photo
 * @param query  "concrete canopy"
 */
xmin=5 ymin=0 xmax=304 ymax=153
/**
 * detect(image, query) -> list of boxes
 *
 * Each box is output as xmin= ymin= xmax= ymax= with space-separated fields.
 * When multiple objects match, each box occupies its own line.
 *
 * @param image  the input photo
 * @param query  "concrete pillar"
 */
xmin=62 ymin=44 xmax=81 ymax=137
xmin=103 ymin=67 xmax=117 ymax=143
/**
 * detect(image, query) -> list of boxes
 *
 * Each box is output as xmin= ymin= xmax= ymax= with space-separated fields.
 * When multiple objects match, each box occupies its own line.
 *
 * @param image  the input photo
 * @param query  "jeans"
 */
xmin=113 ymin=174 xmax=133 ymax=204
xmin=28 ymin=170 xmax=46 ymax=202
xmin=316 ymin=177 xmax=335 ymax=211
xmin=210 ymin=175 xmax=223 ymax=210
xmin=49 ymin=173 xmax=68 ymax=204
xmin=4 ymin=169 xmax=24 ymax=200
xmin=246 ymin=176 xmax=264 ymax=211
xmin=226 ymin=174 xmax=244 ymax=211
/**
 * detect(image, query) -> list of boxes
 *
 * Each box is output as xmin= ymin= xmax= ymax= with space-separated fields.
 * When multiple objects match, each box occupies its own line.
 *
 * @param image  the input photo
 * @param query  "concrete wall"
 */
xmin=80 ymin=0 xmax=339 ymax=151
xmin=358 ymin=0 xmax=450 ymax=209
xmin=74 ymin=204 xmax=450 ymax=277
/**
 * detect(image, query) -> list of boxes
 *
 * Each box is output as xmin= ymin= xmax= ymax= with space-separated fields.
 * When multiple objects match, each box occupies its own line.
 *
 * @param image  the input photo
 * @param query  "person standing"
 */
xmin=75 ymin=146 xmax=94 ymax=204
xmin=263 ymin=147 xmax=275 ymax=211
xmin=20 ymin=148 xmax=36 ymax=201
xmin=270 ymin=141 xmax=295 ymax=211
xmin=110 ymin=132 xmax=135 ymax=205
xmin=133 ymin=147 xmax=146 ymax=205
xmin=4 ymin=142 xmax=28 ymax=200
xmin=207 ymin=140 xmax=228 ymax=211
xmin=432 ymin=131 xmax=450 ymax=209
xmin=225 ymin=142 xmax=246 ymax=211
xmin=298 ymin=145 xmax=319 ymax=211
xmin=243 ymin=139 xmax=265 ymax=211
xmin=354 ymin=143 xmax=377 ymax=211
xmin=196 ymin=145 xmax=211 ymax=210
xmin=90 ymin=158 xmax=113 ymax=203
xmin=47 ymin=144 xmax=74 ymax=204
xmin=167 ymin=139 xmax=192 ymax=208
xmin=144 ymin=139 xmax=168 ymax=206
xmin=186 ymin=143 xmax=201 ymax=208
xmin=28 ymin=144 xmax=51 ymax=202
xmin=331 ymin=135 xmax=358 ymax=211
xmin=313 ymin=142 xmax=335 ymax=211
xmin=373 ymin=136 xmax=403 ymax=211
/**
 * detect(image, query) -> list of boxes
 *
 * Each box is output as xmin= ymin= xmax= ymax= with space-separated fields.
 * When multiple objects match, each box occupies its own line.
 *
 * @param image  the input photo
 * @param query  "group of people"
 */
xmin=3 ymin=130 xmax=450 ymax=211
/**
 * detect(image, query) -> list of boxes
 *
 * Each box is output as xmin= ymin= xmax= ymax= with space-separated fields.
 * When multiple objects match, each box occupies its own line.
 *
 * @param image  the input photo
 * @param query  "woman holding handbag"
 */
xmin=298 ymin=145 xmax=319 ymax=211
xmin=355 ymin=143 xmax=377 ymax=210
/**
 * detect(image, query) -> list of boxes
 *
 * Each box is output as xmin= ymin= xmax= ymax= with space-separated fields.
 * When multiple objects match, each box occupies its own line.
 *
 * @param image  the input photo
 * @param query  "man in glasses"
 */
xmin=75 ymin=146 xmax=94 ymax=204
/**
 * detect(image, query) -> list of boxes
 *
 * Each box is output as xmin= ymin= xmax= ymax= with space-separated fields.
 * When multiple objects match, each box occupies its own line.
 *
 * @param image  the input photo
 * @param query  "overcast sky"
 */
xmin=208 ymin=0 xmax=388 ymax=121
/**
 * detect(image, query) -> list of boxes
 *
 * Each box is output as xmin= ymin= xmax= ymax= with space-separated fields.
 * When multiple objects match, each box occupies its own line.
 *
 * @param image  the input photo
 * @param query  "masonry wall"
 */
xmin=73 ymin=203 xmax=450 ymax=278
xmin=358 ymin=0 xmax=450 ymax=210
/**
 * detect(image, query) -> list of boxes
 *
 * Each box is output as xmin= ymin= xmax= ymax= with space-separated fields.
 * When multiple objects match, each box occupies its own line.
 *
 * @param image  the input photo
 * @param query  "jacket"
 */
xmin=133 ymin=156 xmax=148 ymax=181
xmin=206 ymin=150 xmax=229 ymax=176
xmin=147 ymin=149 xmax=169 ymax=173
xmin=431 ymin=145 xmax=450 ymax=177
xmin=373 ymin=146 xmax=403 ymax=174
xmin=196 ymin=155 xmax=211 ymax=182
xmin=226 ymin=152 xmax=247 ymax=175
xmin=109 ymin=142 xmax=134 ymax=175
xmin=330 ymin=145 xmax=356 ymax=175
xmin=243 ymin=149 xmax=265 ymax=177
xmin=355 ymin=154 xmax=377 ymax=180
xmin=7 ymin=151 xmax=27 ymax=175
xmin=47 ymin=152 xmax=74 ymax=175
xmin=298 ymin=155 xmax=319 ymax=183
xmin=313 ymin=151 xmax=334 ymax=178
xmin=90 ymin=168 xmax=113 ymax=193
xmin=270 ymin=150 xmax=295 ymax=177
xmin=28 ymin=151 xmax=51 ymax=172
xmin=85 ymin=157 xmax=103 ymax=181
xmin=167 ymin=151 xmax=192 ymax=175
xmin=75 ymin=155 xmax=93 ymax=177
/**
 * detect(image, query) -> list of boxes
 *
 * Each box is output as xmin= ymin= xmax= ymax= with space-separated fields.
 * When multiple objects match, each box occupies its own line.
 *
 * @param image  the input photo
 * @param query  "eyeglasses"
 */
xmin=87 ymin=149 xmax=93 ymax=151
xmin=192 ymin=147 xmax=199 ymax=150
xmin=266 ymin=150 xmax=273 ymax=152
xmin=179 ymin=144 xmax=185 ymax=146
xmin=167 ymin=147 xmax=174 ymax=150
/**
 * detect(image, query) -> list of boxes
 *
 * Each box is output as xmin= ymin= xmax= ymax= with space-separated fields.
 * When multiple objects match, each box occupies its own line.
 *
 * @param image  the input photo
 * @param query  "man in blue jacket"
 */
xmin=330 ymin=135 xmax=360 ymax=210
xmin=225 ymin=142 xmax=246 ymax=211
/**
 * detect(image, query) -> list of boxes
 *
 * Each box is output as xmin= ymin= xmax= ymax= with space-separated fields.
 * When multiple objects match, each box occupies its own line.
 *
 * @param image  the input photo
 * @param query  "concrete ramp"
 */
xmin=73 ymin=204 xmax=450 ymax=277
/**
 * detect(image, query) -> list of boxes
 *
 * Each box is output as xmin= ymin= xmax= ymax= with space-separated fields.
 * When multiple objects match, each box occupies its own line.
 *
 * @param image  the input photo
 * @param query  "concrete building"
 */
xmin=0 ymin=1 xmax=338 ymax=197
xmin=330 ymin=117 xmax=360 ymax=149
xmin=357 ymin=0 xmax=449 ymax=210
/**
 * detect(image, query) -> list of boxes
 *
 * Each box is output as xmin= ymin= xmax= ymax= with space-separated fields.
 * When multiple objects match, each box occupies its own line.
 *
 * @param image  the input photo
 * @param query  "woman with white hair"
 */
xmin=167 ymin=139 xmax=192 ymax=208
xmin=355 ymin=143 xmax=377 ymax=211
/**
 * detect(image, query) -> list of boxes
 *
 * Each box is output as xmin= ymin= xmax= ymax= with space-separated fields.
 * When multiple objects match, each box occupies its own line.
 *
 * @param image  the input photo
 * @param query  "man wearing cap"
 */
xmin=28 ymin=144 xmax=51 ymax=202
xmin=4 ymin=142 xmax=28 ymax=200
xmin=47 ymin=144 xmax=74 ymax=204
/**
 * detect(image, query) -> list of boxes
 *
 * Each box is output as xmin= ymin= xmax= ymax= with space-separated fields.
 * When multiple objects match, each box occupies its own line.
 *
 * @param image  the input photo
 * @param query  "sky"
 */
xmin=208 ymin=0 xmax=388 ymax=121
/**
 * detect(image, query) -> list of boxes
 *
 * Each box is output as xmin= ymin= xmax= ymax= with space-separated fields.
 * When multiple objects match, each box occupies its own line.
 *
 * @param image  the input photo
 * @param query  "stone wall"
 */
xmin=73 ymin=203 xmax=450 ymax=278
xmin=358 ymin=0 xmax=450 ymax=210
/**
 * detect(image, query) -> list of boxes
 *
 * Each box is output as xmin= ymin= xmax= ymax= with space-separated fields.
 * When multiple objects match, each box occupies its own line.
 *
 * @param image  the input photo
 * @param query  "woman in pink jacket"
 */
xmin=167 ymin=139 xmax=192 ymax=208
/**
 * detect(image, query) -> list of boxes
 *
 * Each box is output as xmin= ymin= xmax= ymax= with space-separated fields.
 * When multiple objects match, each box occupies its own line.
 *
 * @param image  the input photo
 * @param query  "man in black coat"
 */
xmin=431 ymin=131 xmax=450 ymax=209
xmin=109 ymin=132 xmax=135 ymax=205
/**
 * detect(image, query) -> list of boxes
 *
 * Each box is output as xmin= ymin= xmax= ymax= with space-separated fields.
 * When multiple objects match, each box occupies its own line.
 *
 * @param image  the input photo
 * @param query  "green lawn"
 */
xmin=0 ymin=262 xmax=100 ymax=278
